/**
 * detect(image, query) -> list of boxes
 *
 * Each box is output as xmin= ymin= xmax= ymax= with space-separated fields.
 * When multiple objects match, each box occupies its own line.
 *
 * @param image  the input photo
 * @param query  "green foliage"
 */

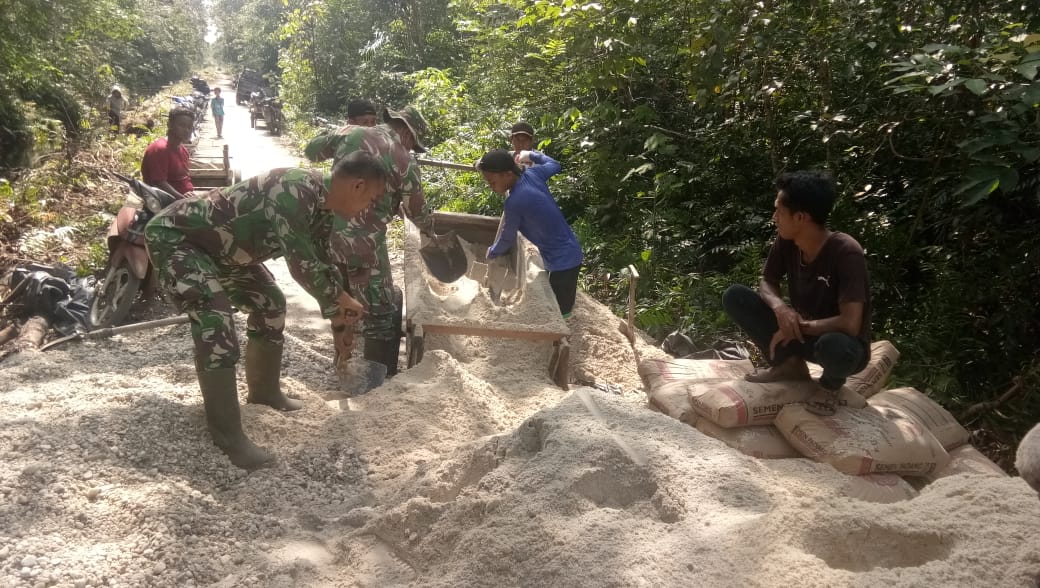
xmin=0 ymin=0 xmax=207 ymax=171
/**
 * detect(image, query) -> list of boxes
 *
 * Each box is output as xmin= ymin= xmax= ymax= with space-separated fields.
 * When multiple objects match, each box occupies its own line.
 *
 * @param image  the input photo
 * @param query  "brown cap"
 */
xmin=510 ymin=121 xmax=535 ymax=137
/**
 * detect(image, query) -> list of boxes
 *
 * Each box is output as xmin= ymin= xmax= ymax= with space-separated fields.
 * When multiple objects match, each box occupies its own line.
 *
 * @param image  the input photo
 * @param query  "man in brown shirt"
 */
xmin=723 ymin=171 xmax=871 ymax=415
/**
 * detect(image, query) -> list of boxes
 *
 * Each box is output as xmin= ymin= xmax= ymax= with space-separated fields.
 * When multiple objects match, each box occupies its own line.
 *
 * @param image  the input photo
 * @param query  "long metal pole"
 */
xmin=415 ymin=157 xmax=475 ymax=172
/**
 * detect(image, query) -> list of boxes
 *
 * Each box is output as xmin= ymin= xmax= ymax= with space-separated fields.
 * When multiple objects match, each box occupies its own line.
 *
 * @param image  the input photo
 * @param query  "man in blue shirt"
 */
xmin=477 ymin=148 xmax=583 ymax=317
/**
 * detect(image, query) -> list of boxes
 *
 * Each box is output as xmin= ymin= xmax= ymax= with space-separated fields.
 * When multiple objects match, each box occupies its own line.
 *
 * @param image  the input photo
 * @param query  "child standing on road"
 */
xmin=211 ymin=87 xmax=225 ymax=139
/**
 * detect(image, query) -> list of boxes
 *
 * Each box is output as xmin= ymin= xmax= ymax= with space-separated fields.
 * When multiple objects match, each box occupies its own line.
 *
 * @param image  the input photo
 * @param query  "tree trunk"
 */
xmin=0 ymin=323 xmax=17 ymax=346
xmin=0 ymin=315 xmax=50 ymax=362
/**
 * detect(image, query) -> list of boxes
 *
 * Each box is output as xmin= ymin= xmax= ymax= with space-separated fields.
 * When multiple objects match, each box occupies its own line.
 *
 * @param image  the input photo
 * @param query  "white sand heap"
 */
xmin=0 ymin=288 xmax=1038 ymax=587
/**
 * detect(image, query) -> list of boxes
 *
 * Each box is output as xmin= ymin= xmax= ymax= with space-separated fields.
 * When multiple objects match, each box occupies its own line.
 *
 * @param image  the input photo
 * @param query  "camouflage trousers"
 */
xmin=145 ymin=225 xmax=286 ymax=370
xmin=329 ymin=229 xmax=398 ymax=340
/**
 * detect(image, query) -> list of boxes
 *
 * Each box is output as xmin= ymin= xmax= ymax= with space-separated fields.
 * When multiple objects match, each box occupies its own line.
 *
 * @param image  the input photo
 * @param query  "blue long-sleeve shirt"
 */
xmin=486 ymin=152 xmax=583 ymax=271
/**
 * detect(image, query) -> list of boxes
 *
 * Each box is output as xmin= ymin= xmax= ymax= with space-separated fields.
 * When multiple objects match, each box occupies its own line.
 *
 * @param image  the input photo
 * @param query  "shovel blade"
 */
xmin=419 ymin=231 xmax=468 ymax=283
xmin=336 ymin=357 xmax=387 ymax=396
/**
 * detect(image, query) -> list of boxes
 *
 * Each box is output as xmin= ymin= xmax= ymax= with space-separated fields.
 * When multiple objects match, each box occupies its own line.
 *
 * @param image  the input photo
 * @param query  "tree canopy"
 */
xmin=0 ymin=0 xmax=207 ymax=168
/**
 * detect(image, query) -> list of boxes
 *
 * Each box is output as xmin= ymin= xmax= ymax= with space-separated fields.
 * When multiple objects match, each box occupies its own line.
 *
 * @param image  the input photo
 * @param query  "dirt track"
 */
xmin=1 ymin=77 xmax=1039 ymax=588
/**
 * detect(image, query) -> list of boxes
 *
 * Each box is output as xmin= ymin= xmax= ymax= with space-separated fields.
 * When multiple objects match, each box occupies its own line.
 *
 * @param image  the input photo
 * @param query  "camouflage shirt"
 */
xmin=147 ymin=168 xmax=343 ymax=318
xmin=323 ymin=124 xmax=429 ymax=236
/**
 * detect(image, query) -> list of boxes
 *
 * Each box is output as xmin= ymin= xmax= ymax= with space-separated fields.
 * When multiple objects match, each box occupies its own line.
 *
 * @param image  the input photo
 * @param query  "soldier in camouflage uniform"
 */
xmin=304 ymin=105 xmax=433 ymax=377
xmin=144 ymin=153 xmax=387 ymax=470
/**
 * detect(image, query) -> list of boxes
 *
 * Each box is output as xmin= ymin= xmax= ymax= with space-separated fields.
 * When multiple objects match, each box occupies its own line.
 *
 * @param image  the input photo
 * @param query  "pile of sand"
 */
xmin=2 ymin=254 xmax=1039 ymax=587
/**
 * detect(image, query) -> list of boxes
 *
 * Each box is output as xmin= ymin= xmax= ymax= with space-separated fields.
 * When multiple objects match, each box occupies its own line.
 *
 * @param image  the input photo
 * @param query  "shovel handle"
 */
xmin=414 ymin=157 xmax=476 ymax=172
xmin=84 ymin=314 xmax=190 ymax=339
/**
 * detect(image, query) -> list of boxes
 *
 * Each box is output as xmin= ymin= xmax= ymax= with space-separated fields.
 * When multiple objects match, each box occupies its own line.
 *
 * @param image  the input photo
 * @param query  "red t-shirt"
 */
xmin=141 ymin=137 xmax=193 ymax=194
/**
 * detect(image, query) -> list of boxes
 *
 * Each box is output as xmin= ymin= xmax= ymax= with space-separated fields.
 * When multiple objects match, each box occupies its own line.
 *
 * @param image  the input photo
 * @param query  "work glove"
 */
xmin=515 ymin=150 xmax=534 ymax=166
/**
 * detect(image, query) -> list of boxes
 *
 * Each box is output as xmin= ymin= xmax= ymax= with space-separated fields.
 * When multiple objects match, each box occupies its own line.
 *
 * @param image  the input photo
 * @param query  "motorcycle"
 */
xmin=190 ymin=75 xmax=211 ymax=95
xmin=260 ymin=96 xmax=284 ymax=136
xmin=88 ymin=173 xmax=179 ymax=328
xmin=248 ymin=90 xmax=266 ymax=129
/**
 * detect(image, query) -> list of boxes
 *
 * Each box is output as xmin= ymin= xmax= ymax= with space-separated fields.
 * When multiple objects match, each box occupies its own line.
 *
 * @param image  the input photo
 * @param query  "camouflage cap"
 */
xmin=304 ymin=133 xmax=334 ymax=162
xmin=383 ymin=105 xmax=429 ymax=153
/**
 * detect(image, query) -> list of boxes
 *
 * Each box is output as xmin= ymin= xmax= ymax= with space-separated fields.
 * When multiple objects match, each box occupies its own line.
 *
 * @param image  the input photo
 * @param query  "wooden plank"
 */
xmin=421 ymin=323 xmax=566 ymax=342
xmin=407 ymin=324 xmax=424 ymax=367
xmin=626 ymin=264 xmax=639 ymax=344
xmin=551 ymin=339 xmax=570 ymax=390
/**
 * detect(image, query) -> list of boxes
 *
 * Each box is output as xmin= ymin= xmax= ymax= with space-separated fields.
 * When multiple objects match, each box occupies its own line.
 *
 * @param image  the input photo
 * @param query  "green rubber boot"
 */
xmin=197 ymin=367 xmax=275 ymax=471
xmin=245 ymin=337 xmax=303 ymax=411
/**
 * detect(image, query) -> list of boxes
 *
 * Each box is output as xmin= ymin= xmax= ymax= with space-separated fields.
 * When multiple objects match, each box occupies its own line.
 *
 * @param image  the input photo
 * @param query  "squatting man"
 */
xmin=723 ymin=171 xmax=872 ymax=416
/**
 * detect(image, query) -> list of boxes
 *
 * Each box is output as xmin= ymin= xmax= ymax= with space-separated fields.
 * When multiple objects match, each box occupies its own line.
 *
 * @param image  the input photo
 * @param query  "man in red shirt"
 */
xmin=142 ymin=107 xmax=195 ymax=198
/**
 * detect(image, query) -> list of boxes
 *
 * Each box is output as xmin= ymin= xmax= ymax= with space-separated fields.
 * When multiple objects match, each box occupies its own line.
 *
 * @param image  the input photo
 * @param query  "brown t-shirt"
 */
xmin=763 ymin=232 xmax=872 ymax=348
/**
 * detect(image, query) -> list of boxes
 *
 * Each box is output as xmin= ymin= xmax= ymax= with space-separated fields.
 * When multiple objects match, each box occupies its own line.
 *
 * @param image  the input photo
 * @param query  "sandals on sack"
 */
xmin=804 ymin=388 xmax=839 ymax=416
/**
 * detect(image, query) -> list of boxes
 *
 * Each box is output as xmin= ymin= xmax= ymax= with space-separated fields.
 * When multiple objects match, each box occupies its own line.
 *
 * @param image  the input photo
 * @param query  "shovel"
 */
xmin=335 ymin=356 xmax=387 ymax=396
xmin=419 ymin=229 xmax=468 ymax=283
xmin=41 ymin=314 xmax=190 ymax=351
xmin=485 ymin=257 xmax=511 ymax=304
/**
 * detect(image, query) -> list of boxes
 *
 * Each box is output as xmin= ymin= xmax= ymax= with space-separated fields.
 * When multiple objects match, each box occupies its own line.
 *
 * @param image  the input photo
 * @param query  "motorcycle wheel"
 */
xmin=250 ymin=113 xmax=257 ymax=128
xmin=89 ymin=259 xmax=142 ymax=328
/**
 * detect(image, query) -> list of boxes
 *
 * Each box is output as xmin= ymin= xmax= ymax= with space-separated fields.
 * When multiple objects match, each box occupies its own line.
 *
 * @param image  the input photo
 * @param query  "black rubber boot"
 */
xmin=197 ymin=367 xmax=276 ymax=471
xmin=364 ymin=337 xmax=400 ymax=378
xmin=244 ymin=337 xmax=303 ymax=411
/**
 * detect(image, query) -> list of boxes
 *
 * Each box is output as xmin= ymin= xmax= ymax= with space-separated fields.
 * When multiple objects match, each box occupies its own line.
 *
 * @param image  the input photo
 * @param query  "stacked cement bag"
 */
xmin=638 ymin=357 xmax=754 ymax=423
xmin=687 ymin=340 xmax=899 ymax=428
xmin=775 ymin=385 xmax=1008 ymax=480
xmin=775 ymin=403 xmax=951 ymax=476
xmin=638 ymin=341 xmax=898 ymax=460
xmin=691 ymin=416 xmax=801 ymax=459
xmin=640 ymin=340 xmax=1008 ymax=497
xmin=867 ymin=387 xmax=1006 ymax=482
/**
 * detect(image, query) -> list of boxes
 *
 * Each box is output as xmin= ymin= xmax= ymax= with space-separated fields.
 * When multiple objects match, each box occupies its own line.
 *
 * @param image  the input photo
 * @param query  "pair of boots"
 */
xmin=196 ymin=338 xmax=302 ymax=470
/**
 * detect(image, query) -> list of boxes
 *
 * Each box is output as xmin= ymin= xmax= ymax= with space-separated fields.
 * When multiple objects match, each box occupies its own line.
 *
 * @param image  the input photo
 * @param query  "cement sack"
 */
xmin=647 ymin=383 xmax=696 ymax=423
xmin=840 ymin=473 xmax=919 ymax=504
xmin=692 ymin=416 xmax=800 ymax=459
xmin=640 ymin=358 xmax=754 ymax=423
xmin=688 ymin=379 xmax=866 ymax=428
xmin=775 ymin=404 xmax=950 ymax=476
xmin=926 ymin=445 xmax=1007 ymax=482
xmin=806 ymin=340 xmax=900 ymax=399
xmin=868 ymin=387 xmax=970 ymax=450
xmin=638 ymin=358 xmax=754 ymax=391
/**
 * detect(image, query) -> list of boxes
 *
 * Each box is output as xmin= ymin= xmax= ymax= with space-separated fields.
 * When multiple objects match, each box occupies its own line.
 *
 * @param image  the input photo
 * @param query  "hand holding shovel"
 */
xmin=331 ymin=292 xmax=387 ymax=396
